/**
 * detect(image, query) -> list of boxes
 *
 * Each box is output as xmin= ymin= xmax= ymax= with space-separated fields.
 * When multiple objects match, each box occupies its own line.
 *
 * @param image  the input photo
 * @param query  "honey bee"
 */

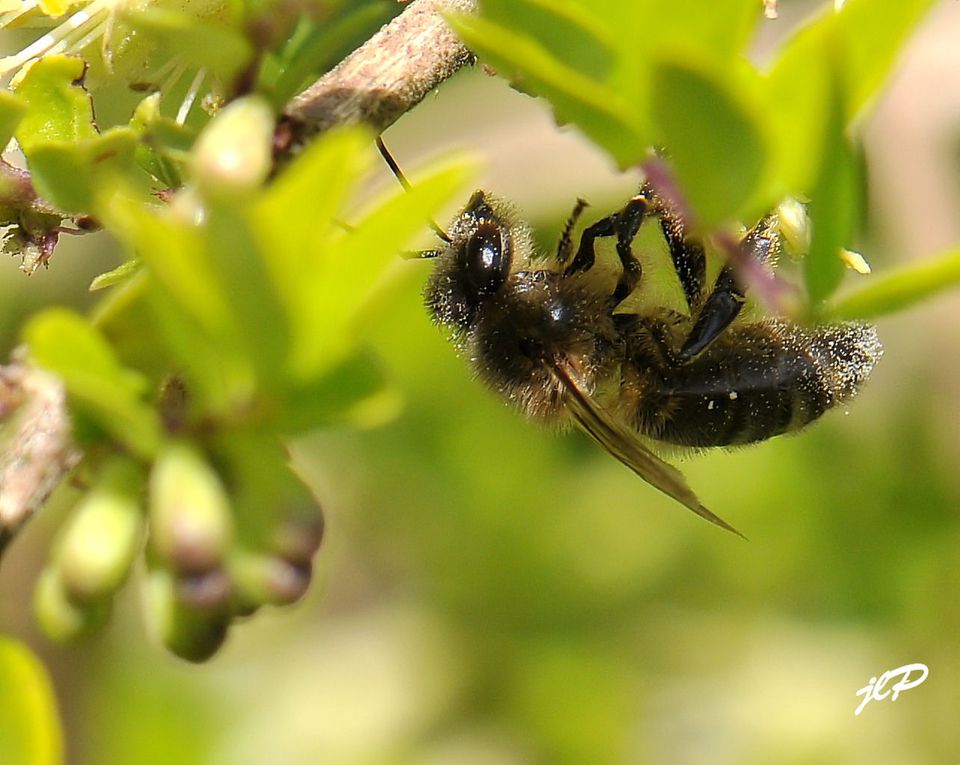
xmin=417 ymin=184 xmax=882 ymax=535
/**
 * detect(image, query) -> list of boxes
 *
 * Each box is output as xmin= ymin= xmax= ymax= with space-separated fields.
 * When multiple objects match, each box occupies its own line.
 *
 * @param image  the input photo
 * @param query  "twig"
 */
xmin=280 ymin=0 xmax=477 ymax=147
xmin=0 ymin=0 xmax=479 ymax=559
xmin=0 ymin=357 xmax=81 ymax=557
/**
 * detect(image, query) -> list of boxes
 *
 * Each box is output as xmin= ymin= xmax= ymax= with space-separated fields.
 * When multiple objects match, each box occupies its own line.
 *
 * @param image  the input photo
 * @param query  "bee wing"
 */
xmin=551 ymin=360 xmax=745 ymax=538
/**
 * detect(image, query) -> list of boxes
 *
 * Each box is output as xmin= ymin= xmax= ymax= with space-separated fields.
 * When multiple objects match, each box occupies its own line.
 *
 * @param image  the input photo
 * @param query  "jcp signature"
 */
xmin=854 ymin=663 xmax=929 ymax=716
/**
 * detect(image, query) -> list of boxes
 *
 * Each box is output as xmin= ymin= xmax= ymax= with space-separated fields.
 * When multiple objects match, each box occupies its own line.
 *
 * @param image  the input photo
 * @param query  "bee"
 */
xmin=415 ymin=182 xmax=881 ymax=535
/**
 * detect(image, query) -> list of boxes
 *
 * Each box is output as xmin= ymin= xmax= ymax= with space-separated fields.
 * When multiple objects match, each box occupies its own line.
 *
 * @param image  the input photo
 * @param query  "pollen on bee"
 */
xmin=728 ymin=391 xmax=738 ymax=400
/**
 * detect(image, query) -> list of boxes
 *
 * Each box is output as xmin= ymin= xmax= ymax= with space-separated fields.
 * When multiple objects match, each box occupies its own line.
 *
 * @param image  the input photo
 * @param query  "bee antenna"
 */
xmin=376 ymin=136 xmax=452 ymax=244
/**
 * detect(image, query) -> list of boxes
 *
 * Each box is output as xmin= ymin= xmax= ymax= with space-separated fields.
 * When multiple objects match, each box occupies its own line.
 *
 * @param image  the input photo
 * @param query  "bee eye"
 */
xmin=462 ymin=221 xmax=510 ymax=296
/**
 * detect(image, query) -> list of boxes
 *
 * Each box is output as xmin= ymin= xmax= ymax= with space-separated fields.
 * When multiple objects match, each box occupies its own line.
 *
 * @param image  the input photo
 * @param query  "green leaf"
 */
xmin=447 ymin=12 xmax=644 ymax=164
xmin=25 ymin=128 xmax=139 ymax=213
xmin=13 ymin=55 xmax=140 ymax=212
xmin=265 ymin=2 xmax=394 ymax=107
xmin=0 ymin=637 xmax=64 ymax=765
xmin=100 ymin=190 xmax=234 ymax=341
xmin=835 ymin=0 xmax=937 ymax=119
xmin=200 ymin=206 xmax=291 ymax=390
xmin=89 ymin=260 xmax=141 ymax=291
xmin=0 ymin=90 xmax=26 ymax=148
xmin=825 ymin=246 xmax=960 ymax=321
xmin=23 ymin=308 xmax=162 ymax=458
xmin=120 ymin=7 xmax=252 ymax=80
xmin=763 ymin=15 xmax=833 ymax=199
xmin=287 ymin=159 xmax=472 ymax=381
xmin=11 ymin=55 xmax=97 ymax=147
xmin=803 ymin=86 xmax=864 ymax=305
xmin=477 ymin=0 xmax=617 ymax=81
xmin=280 ymin=351 xmax=400 ymax=434
xmin=649 ymin=59 xmax=768 ymax=228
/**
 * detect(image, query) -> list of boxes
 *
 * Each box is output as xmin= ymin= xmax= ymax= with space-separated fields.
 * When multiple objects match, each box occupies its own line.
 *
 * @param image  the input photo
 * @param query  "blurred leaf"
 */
xmin=264 ymin=2 xmax=394 ymax=106
xmin=762 ymin=15 xmax=832 ymax=199
xmin=0 ymin=638 xmax=63 ymax=765
xmin=254 ymin=126 xmax=372 ymax=301
xmin=119 ymin=8 xmax=252 ymax=80
xmin=100 ymin=191 xmax=233 ymax=341
xmin=835 ymin=0 xmax=937 ymax=119
xmin=825 ymin=245 xmax=960 ymax=320
xmin=650 ymin=59 xmax=768 ymax=228
xmin=201 ymin=206 xmax=290 ymax=390
xmin=446 ymin=12 xmax=644 ymax=164
xmin=804 ymin=85 xmax=864 ymax=305
xmin=280 ymin=350 xmax=399 ymax=433
xmin=477 ymin=0 xmax=617 ymax=81
xmin=0 ymin=90 xmax=26 ymax=148
xmin=289 ymin=161 xmax=472 ymax=381
xmin=255 ymin=125 xmax=472 ymax=382
xmin=25 ymin=128 xmax=139 ymax=213
xmin=90 ymin=259 xmax=141 ymax=291
xmin=23 ymin=307 xmax=162 ymax=457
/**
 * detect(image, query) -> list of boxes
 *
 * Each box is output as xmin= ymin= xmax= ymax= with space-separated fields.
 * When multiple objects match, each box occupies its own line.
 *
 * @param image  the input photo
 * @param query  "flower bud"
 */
xmin=190 ymin=95 xmax=274 ymax=199
xmin=56 ymin=457 xmax=145 ymax=604
xmin=149 ymin=441 xmax=233 ymax=574
xmin=230 ymin=550 xmax=312 ymax=608
xmin=776 ymin=197 xmax=811 ymax=259
xmin=34 ymin=567 xmax=110 ymax=642
xmin=143 ymin=568 xmax=229 ymax=663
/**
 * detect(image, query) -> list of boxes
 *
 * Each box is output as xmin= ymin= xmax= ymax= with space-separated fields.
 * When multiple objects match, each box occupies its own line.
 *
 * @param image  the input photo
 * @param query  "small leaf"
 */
xmin=825 ymin=246 xmax=960 ymax=320
xmin=650 ymin=59 xmax=768 ymax=228
xmin=12 ymin=55 xmax=97 ymax=148
xmin=13 ymin=56 xmax=140 ymax=212
xmin=23 ymin=308 xmax=162 ymax=457
xmin=25 ymin=128 xmax=139 ymax=212
xmin=90 ymin=260 xmax=141 ymax=291
xmin=0 ymin=637 xmax=63 ymax=765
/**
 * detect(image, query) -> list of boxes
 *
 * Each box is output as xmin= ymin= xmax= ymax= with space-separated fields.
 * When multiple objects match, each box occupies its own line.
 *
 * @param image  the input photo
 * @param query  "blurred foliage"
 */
xmin=0 ymin=637 xmax=63 ymax=765
xmin=0 ymin=0 xmax=959 ymax=764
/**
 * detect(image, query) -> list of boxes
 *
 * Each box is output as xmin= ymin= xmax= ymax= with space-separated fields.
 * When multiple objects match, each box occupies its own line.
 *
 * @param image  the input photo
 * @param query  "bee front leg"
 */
xmin=564 ymin=193 xmax=648 ymax=308
xmin=677 ymin=214 xmax=780 ymax=361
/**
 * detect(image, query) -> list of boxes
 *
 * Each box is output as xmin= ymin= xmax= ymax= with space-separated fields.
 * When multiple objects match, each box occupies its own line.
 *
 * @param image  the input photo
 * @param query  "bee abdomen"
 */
xmin=626 ymin=320 xmax=882 ymax=447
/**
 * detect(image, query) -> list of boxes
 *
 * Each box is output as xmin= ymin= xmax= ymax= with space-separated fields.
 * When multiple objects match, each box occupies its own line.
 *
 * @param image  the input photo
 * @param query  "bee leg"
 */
xmin=556 ymin=198 xmax=589 ymax=264
xmin=659 ymin=207 xmax=707 ymax=313
xmin=677 ymin=214 xmax=779 ymax=360
xmin=564 ymin=193 xmax=649 ymax=307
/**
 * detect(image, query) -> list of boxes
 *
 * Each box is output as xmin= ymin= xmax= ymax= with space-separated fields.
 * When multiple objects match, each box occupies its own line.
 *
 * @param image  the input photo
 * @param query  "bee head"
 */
xmin=424 ymin=190 xmax=533 ymax=330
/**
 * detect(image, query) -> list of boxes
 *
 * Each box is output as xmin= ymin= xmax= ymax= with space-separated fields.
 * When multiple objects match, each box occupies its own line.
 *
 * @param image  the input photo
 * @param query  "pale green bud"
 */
xmin=56 ymin=457 xmax=145 ymax=604
xmin=230 ymin=550 xmax=312 ymax=608
xmin=34 ymin=567 xmax=110 ymax=642
xmin=190 ymin=95 xmax=274 ymax=199
xmin=143 ymin=568 xmax=229 ymax=663
xmin=149 ymin=442 xmax=233 ymax=574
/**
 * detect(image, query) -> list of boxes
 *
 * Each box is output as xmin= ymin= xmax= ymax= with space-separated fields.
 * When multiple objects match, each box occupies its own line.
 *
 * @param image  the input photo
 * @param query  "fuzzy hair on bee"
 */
xmin=418 ymin=185 xmax=882 ymax=536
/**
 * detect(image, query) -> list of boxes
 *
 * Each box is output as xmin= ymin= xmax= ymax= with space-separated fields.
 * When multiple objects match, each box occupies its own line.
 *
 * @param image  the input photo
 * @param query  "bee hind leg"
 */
xmin=677 ymin=214 xmax=780 ymax=361
xmin=659 ymin=201 xmax=708 ymax=313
